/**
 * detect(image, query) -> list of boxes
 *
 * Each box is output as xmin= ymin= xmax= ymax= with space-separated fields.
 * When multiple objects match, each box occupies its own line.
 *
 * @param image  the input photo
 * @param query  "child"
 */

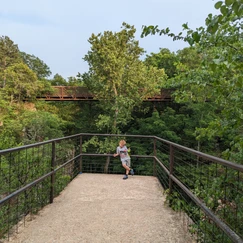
xmin=113 ymin=140 xmax=134 ymax=180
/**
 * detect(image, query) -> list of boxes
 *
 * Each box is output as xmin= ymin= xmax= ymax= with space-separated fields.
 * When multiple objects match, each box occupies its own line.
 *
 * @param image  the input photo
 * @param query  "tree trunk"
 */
xmin=104 ymin=156 xmax=110 ymax=173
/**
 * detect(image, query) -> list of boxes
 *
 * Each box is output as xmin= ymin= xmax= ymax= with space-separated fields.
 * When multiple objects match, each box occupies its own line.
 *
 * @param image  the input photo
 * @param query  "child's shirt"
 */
xmin=116 ymin=145 xmax=130 ymax=162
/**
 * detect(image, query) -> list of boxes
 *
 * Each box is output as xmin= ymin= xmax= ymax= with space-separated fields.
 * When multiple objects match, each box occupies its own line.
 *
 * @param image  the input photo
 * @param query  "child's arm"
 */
xmin=127 ymin=148 xmax=131 ymax=156
xmin=114 ymin=147 xmax=119 ymax=157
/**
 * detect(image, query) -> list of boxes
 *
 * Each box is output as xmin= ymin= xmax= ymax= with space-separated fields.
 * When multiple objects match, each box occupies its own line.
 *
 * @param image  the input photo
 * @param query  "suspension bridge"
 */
xmin=0 ymin=134 xmax=242 ymax=243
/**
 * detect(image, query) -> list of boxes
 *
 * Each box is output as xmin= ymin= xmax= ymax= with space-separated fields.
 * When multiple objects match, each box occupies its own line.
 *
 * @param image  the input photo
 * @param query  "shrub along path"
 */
xmin=6 ymin=174 xmax=194 ymax=243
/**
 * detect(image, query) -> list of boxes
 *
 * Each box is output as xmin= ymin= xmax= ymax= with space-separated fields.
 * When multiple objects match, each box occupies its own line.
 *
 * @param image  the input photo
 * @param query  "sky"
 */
xmin=0 ymin=0 xmax=218 ymax=80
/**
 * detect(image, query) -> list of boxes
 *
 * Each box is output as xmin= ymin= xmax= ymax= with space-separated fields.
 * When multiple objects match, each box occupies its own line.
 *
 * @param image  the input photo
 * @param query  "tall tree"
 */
xmin=3 ymin=63 xmax=40 ymax=103
xmin=84 ymin=22 xmax=166 ymax=134
xmin=176 ymin=47 xmax=202 ymax=71
xmin=50 ymin=74 xmax=67 ymax=86
xmin=0 ymin=36 xmax=21 ymax=86
xmin=20 ymin=52 xmax=52 ymax=79
xmin=144 ymin=48 xmax=178 ymax=78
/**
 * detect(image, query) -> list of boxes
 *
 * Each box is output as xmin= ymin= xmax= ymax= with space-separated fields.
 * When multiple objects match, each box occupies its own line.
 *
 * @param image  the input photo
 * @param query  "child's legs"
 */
xmin=122 ymin=160 xmax=131 ymax=175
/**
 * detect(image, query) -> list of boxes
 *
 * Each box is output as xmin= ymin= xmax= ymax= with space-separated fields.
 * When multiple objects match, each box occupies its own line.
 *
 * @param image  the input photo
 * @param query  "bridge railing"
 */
xmin=35 ymin=86 xmax=173 ymax=101
xmin=0 ymin=134 xmax=242 ymax=243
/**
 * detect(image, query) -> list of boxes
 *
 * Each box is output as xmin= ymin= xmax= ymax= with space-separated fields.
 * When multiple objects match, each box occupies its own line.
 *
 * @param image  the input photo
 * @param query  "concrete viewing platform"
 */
xmin=5 ymin=174 xmax=194 ymax=243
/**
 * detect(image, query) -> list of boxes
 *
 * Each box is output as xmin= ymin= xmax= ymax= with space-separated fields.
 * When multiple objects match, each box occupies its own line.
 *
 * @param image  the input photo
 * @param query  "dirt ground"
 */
xmin=4 ymin=173 xmax=194 ymax=243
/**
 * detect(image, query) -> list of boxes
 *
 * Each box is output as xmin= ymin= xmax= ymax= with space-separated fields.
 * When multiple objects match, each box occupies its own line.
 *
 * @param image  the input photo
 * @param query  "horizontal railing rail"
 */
xmin=35 ymin=86 xmax=173 ymax=102
xmin=0 ymin=133 xmax=242 ymax=242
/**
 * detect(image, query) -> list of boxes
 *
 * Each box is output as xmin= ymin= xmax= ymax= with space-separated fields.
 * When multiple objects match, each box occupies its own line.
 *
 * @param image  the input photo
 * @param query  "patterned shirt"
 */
xmin=116 ymin=145 xmax=130 ymax=162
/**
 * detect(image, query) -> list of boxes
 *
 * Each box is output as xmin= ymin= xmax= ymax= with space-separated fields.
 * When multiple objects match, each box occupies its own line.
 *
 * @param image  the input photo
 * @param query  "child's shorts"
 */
xmin=122 ymin=159 xmax=131 ymax=167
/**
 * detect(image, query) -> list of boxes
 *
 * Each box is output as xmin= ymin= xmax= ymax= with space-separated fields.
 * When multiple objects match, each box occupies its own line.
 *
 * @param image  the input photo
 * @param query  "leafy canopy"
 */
xmin=84 ymin=22 xmax=166 ymax=133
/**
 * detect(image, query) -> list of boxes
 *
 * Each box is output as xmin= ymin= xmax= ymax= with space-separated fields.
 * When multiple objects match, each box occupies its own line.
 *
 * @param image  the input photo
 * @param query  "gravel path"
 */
xmin=5 ymin=174 xmax=194 ymax=243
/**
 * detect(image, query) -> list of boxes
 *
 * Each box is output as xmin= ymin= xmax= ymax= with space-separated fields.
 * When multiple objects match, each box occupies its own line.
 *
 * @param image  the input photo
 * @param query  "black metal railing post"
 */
xmin=153 ymin=137 xmax=157 ymax=176
xmin=50 ymin=141 xmax=56 ymax=203
xmin=79 ymin=136 xmax=83 ymax=173
xmin=169 ymin=144 xmax=174 ymax=194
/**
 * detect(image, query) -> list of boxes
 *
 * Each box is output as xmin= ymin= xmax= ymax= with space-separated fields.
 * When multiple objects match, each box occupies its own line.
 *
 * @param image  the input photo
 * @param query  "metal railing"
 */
xmin=35 ymin=86 xmax=173 ymax=101
xmin=0 ymin=133 xmax=242 ymax=242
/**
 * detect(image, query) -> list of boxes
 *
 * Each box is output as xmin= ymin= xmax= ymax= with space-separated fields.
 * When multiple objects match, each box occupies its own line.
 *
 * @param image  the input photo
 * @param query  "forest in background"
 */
xmin=0 ymin=0 xmax=242 ymax=166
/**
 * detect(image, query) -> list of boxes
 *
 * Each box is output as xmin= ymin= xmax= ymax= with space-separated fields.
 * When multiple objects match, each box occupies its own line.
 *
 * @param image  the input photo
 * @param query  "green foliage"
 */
xmin=66 ymin=75 xmax=86 ymax=86
xmin=20 ymin=111 xmax=66 ymax=143
xmin=84 ymin=22 xmax=166 ymax=134
xmin=49 ymin=73 xmax=68 ymax=86
xmin=141 ymin=0 xmax=243 ymax=46
xmin=164 ymin=189 xmax=188 ymax=211
xmin=176 ymin=47 xmax=202 ymax=71
xmin=0 ymin=121 xmax=23 ymax=149
xmin=20 ymin=52 xmax=51 ymax=79
xmin=0 ymin=110 xmax=66 ymax=149
xmin=141 ymin=0 xmax=243 ymax=163
xmin=0 ymin=35 xmax=75 ymax=148
xmin=55 ymin=174 xmax=71 ymax=195
xmin=3 ymin=63 xmax=40 ymax=103
xmin=0 ymin=36 xmax=21 ymax=87
xmin=144 ymin=48 xmax=177 ymax=78
xmin=128 ymin=108 xmax=197 ymax=145
xmin=82 ymin=136 xmax=118 ymax=154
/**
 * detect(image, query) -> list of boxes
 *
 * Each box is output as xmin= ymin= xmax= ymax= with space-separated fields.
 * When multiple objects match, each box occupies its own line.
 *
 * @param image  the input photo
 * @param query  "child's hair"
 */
xmin=119 ymin=140 xmax=126 ymax=146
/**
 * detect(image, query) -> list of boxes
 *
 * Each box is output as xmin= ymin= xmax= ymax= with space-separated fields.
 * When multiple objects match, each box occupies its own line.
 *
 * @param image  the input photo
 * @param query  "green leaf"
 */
xmin=217 ymin=14 xmax=223 ymax=23
xmin=192 ymin=32 xmax=201 ymax=42
xmin=215 ymin=1 xmax=223 ymax=9
xmin=220 ymin=5 xmax=228 ymax=15
xmin=182 ymin=23 xmax=189 ymax=30
xmin=237 ymin=3 xmax=243 ymax=16
xmin=209 ymin=63 xmax=217 ymax=71
xmin=232 ymin=1 xmax=239 ymax=13
xmin=213 ymin=59 xmax=221 ymax=65
xmin=225 ymin=0 xmax=234 ymax=6
xmin=187 ymin=38 xmax=194 ymax=46
xmin=223 ymin=61 xmax=230 ymax=68
xmin=210 ymin=23 xmax=219 ymax=34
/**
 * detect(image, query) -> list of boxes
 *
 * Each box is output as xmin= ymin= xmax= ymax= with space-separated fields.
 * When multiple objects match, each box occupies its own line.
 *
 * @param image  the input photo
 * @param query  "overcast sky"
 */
xmin=0 ymin=0 xmax=218 ymax=79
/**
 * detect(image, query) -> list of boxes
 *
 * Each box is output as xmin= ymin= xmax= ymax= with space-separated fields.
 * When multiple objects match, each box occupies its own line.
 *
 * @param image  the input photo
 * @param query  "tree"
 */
xmin=21 ymin=111 xmax=66 ymax=144
xmin=84 ymin=22 xmax=166 ymax=134
xmin=144 ymin=48 xmax=178 ymax=78
xmin=20 ymin=52 xmax=52 ymax=79
xmin=49 ymin=74 xmax=67 ymax=86
xmin=176 ymin=47 xmax=202 ymax=71
xmin=0 ymin=36 xmax=21 ymax=86
xmin=3 ymin=63 xmax=40 ymax=103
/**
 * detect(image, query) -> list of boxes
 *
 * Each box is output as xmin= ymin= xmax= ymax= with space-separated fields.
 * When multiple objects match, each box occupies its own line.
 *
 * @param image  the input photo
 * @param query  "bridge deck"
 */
xmin=35 ymin=86 xmax=173 ymax=101
xmin=6 ymin=174 xmax=193 ymax=243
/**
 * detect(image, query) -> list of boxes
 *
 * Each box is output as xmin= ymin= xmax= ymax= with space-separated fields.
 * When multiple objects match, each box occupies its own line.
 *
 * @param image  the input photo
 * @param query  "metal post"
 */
xmin=169 ymin=144 xmax=174 ymax=194
xmin=50 ymin=141 xmax=56 ymax=203
xmin=153 ymin=138 xmax=157 ymax=177
xmin=79 ymin=136 xmax=83 ymax=173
